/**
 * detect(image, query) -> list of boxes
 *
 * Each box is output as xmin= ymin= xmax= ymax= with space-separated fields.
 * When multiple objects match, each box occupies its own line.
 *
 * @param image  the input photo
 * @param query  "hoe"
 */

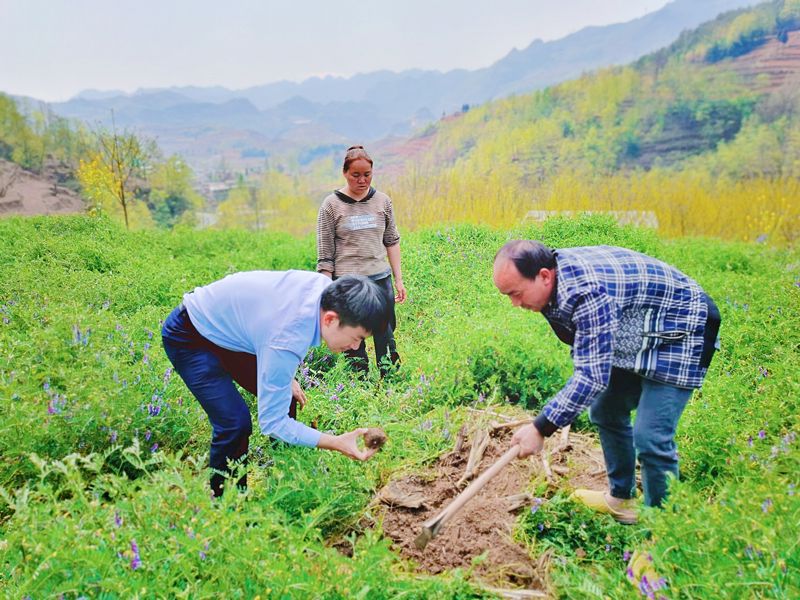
xmin=414 ymin=444 xmax=521 ymax=551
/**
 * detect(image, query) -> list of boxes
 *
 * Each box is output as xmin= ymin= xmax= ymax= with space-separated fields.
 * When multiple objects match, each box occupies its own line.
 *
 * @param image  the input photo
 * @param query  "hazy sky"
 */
xmin=4 ymin=0 xmax=672 ymax=102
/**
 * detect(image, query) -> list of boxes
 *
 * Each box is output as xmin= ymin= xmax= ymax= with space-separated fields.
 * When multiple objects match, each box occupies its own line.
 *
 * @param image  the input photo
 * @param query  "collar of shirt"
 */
xmin=334 ymin=187 xmax=377 ymax=204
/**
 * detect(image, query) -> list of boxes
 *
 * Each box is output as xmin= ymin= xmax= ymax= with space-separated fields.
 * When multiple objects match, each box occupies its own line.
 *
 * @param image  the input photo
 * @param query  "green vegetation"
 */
xmin=1 ymin=214 xmax=798 ymax=598
xmin=0 ymin=95 xmax=82 ymax=180
xmin=370 ymin=0 xmax=800 ymax=244
xmin=208 ymin=2 xmax=800 ymax=242
xmin=0 ymin=95 xmax=209 ymax=231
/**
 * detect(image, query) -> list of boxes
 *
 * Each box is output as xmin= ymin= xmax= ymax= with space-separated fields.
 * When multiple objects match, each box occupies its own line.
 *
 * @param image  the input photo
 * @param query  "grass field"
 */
xmin=1 ymin=214 xmax=798 ymax=599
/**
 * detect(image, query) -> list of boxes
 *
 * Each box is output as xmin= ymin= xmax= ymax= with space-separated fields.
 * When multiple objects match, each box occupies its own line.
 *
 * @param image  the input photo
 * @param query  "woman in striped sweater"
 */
xmin=316 ymin=146 xmax=406 ymax=378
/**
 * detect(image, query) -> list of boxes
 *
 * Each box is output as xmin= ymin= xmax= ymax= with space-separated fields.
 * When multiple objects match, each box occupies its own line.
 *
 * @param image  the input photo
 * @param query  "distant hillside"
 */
xmin=377 ymin=0 xmax=800 ymax=183
xmin=41 ymin=0 xmax=759 ymax=166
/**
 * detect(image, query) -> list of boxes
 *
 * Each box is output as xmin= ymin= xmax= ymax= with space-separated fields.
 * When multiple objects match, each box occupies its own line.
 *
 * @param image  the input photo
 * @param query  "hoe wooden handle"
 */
xmin=415 ymin=444 xmax=522 ymax=550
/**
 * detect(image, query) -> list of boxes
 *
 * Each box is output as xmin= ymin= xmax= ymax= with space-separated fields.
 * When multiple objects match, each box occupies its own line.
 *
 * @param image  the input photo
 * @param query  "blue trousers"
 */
xmin=162 ymin=304 xmax=296 ymax=496
xmin=588 ymin=368 xmax=693 ymax=507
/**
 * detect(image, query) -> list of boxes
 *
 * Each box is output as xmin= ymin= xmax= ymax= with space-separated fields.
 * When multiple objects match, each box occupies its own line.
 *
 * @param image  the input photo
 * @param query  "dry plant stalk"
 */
xmin=452 ymin=424 xmax=468 ymax=453
xmin=506 ymin=493 xmax=532 ymax=512
xmin=541 ymin=453 xmax=553 ymax=478
xmin=0 ymin=166 xmax=20 ymax=198
xmin=457 ymin=428 xmax=491 ymax=486
xmin=488 ymin=418 xmax=533 ymax=432
xmin=466 ymin=407 xmax=515 ymax=421
xmin=559 ymin=424 xmax=571 ymax=444
xmin=482 ymin=587 xmax=548 ymax=599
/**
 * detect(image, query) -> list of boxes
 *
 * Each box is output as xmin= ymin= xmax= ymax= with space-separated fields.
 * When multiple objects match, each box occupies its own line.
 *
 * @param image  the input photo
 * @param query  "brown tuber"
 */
xmin=364 ymin=427 xmax=388 ymax=450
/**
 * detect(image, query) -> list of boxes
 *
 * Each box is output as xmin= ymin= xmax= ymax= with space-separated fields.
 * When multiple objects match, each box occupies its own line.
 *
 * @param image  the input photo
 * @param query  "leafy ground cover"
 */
xmin=1 ymin=214 xmax=798 ymax=599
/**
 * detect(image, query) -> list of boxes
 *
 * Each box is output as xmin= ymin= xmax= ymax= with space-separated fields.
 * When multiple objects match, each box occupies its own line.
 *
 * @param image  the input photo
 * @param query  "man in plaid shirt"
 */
xmin=493 ymin=240 xmax=721 ymax=522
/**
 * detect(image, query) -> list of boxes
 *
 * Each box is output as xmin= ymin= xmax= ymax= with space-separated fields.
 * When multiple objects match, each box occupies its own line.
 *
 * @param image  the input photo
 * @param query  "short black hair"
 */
xmin=494 ymin=240 xmax=557 ymax=280
xmin=320 ymin=275 xmax=389 ymax=335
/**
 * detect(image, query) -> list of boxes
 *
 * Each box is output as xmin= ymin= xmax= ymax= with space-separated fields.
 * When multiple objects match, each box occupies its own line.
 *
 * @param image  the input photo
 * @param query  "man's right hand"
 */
xmin=511 ymin=424 xmax=545 ymax=458
xmin=316 ymin=428 xmax=378 ymax=461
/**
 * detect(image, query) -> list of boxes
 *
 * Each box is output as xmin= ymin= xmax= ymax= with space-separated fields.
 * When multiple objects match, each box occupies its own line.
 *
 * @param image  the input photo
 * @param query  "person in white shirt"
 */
xmin=161 ymin=271 xmax=390 ymax=497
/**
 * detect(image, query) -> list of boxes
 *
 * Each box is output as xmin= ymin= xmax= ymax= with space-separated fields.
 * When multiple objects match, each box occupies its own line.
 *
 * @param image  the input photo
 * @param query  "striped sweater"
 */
xmin=316 ymin=187 xmax=401 ymax=278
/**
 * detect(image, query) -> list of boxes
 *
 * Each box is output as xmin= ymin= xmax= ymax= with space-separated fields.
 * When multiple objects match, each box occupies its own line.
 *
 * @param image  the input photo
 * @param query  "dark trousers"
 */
xmin=344 ymin=274 xmax=400 ymax=377
xmin=161 ymin=304 xmax=296 ymax=497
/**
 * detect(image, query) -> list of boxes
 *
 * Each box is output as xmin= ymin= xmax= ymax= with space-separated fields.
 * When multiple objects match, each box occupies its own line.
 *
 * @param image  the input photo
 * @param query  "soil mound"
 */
xmin=372 ymin=417 xmax=607 ymax=595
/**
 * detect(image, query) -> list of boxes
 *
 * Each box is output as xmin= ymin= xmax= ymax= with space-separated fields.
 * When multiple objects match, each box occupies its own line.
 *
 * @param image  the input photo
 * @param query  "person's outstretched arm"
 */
xmin=317 ymin=428 xmax=378 ymax=461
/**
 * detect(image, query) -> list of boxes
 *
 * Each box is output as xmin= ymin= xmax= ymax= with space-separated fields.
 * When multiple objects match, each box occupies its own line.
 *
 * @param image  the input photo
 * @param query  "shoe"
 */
xmin=379 ymin=351 xmax=401 ymax=379
xmin=627 ymin=550 xmax=667 ymax=595
xmin=568 ymin=489 xmax=638 ymax=524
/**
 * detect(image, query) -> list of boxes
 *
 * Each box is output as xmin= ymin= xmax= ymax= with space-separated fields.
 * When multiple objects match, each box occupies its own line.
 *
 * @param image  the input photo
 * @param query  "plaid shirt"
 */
xmin=538 ymin=245 xmax=709 ymax=429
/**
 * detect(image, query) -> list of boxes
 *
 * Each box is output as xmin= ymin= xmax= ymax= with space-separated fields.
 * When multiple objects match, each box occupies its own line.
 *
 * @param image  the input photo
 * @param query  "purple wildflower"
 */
xmin=606 ymin=545 xmax=611 ymax=552
xmin=335 ymin=383 xmax=344 ymax=393
xmin=530 ymin=497 xmax=543 ymax=514
xmin=762 ymin=498 xmax=772 ymax=513
xmin=199 ymin=551 xmax=206 ymax=560
xmin=143 ymin=354 xmax=149 ymax=365
xmin=110 ymin=430 xmax=118 ymax=443
xmin=538 ymin=523 xmax=544 ymax=531
xmin=789 ymin=484 xmax=795 ymax=496
xmin=759 ymin=429 xmax=766 ymax=440
xmin=130 ymin=539 xmax=141 ymax=570
xmin=748 ymin=437 xmax=753 ymax=447
xmin=43 ymin=382 xmax=50 ymax=390
xmin=623 ymin=550 xmax=631 ymax=561
xmin=639 ymin=575 xmax=652 ymax=597
xmin=150 ymin=443 xmax=159 ymax=452
xmin=145 ymin=430 xmax=151 ymax=441
xmin=115 ymin=511 xmax=122 ymax=527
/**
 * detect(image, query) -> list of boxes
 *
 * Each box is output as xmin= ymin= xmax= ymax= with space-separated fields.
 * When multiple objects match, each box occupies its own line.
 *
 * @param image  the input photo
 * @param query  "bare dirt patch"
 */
xmin=0 ymin=158 xmax=84 ymax=217
xmin=369 ymin=417 xmax=607 ymax=595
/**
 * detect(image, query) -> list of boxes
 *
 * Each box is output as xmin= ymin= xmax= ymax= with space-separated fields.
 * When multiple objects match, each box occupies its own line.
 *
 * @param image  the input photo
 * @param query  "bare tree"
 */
xmin=0 ymin=164 xmax=20 ymax=198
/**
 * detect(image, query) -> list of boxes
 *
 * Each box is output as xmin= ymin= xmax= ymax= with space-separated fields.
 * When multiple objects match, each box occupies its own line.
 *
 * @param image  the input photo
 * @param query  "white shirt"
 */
xmin=184 ymin=270 xmax=331 ymax=447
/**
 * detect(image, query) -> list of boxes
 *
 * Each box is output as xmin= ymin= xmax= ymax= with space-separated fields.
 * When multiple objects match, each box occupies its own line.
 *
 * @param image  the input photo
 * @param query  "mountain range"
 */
xmin=36 ymin=0 xmax=762 ymax=161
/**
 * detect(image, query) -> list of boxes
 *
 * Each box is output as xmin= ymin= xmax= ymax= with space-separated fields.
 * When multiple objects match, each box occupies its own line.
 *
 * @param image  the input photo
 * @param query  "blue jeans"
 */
xmin=162 ymin=304 xmax=296 ymax=496
xmin=588 ymin=368 xmax=693 ymax=508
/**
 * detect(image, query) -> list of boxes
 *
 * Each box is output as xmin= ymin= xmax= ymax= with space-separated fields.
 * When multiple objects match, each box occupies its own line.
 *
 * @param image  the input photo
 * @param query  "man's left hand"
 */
xmin=511 ymin=424 xmax=545 ymax=458
xmin=291 ymin=379 xmax=307 ymax=410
